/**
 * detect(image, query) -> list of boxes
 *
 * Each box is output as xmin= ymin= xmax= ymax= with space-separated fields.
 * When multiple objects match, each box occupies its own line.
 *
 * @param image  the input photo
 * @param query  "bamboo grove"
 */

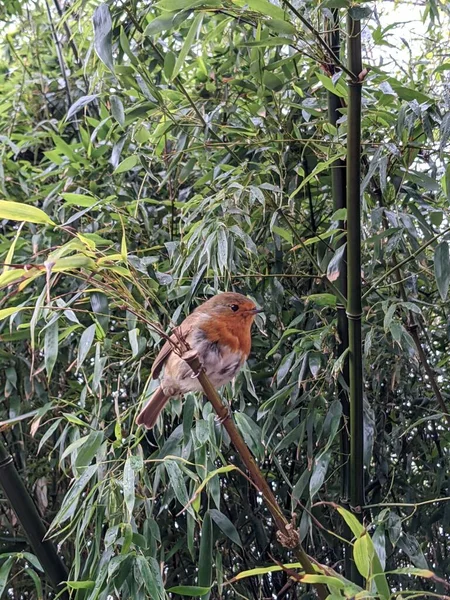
xmin=1 ymin=1 xmax=450 ymax=598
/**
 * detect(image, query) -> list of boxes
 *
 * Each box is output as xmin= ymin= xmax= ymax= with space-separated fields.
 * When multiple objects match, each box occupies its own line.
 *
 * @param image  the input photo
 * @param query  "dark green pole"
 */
xmin=0 ymin=443 xmax=69 ymax=599
xmin=346 ymin=12 xmax=364 ymax=586
xmin=326 ymin=8 xmax=351 ymax=578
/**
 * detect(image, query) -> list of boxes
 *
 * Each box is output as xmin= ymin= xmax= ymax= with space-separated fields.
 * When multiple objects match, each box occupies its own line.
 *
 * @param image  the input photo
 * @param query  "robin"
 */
xmin=136 ymin=292 xmax=262 ymax=429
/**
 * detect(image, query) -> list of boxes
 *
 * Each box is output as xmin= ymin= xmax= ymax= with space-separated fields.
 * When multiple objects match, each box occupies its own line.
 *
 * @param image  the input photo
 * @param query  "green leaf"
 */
xmin=271 ymin=225 xmax=293 ymax=244
xmin=123 ymin=456 xmax=136 ymax=518
xmin=235 ymin=413 xmax=264 ymax=460
xmin=21 ymin=553 xmax=43 ymax=572
xmin=289 ymin=151 xmax=346 ymax=197
xmin=44 ymin=319 xmax=59 ymax=380
xmin=304 ymin=293 xmax=337 ymax=307
xmin=75 ymin=430 xmax=104 ymax=470
xmin=24 ymin=568 xmax=43 ymax=598
xmin=66 ymin=580 xmax=95 ymax=589
xmin=397 ymin=533 xmax=428 ymax=569
xmin=110 ymin=95 xmax=125 ymax=126
xmin=434 ymin=241 xmax=450 ymax=300
xmin=77 ymin=324 xmax=96 ymax=370
xmin=0 ymin=200 xmax=55 ymax=225
xmin=390 ymin=84 xmax=433 ymax=104
xmin=292 ymin=469 xmax=311 ymax=501
xmin=93 ymin=4 xmax=114 ymax=72
xmin=165 ymin=459 xmax=191 ymax=513
xmin=348 ymin=6 xmax=372 ymax=19
xmin=216 ymin=227 xmax=228 ymax=274
xmin=337 ymin=506 xmax=365 ymax=537
xmin=172 ymin=13 xmax=204 ymax=80
xmin=164 ymin=51 xmax=176 ymax=80
xmin=114 ymin=155 xmax=139 ymax=174
xmin=327 ymin=244 xmax=346 ymax=282
xmin=353 ymin=533 xmax=373 ymax=578
xmin=0 ymin=306 xmax=32 ymax=321
xmin=144 ymin=11 xmax=189 ymax=36
xmin=0 ymin=557 xmax=14 ymax=597
xmin=209 ymin=508 xmax=242 ymax=547
xmin=62 ymin=193 xmax=98 ymax=207
xmin=309 ymin=450 xmax=331 ymax=499
xmin=198 ymin=511 xmax=212 ymax=599
xmin=67 ymin=95 xmax=99 ymax=120
xmin=167 ymin=586 xmax=211 ymax=597
xmin=264 ymin=18 xmax=296 ymax=35
xmin=52 ymin=255 xmax=96 ymax=272
xmin=50 ymin=464 xmax=97 ymax=527
xmin=300 ymin=574 xmax=346 ymax=589
xmin=232 ymin=0 xmax=286 ymax=20
xmin=316 ymin=72 xmax=348 ymax=98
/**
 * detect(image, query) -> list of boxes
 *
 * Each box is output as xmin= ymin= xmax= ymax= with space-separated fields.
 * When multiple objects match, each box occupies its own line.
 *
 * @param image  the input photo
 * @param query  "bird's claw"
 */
xmin=190 ymin=362 xmax=205 ymax=379
xmin=215 ymin=404 xmax=232 ymax=424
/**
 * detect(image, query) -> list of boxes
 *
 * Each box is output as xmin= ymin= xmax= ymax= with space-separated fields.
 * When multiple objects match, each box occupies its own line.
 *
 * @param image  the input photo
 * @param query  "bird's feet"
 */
xmin=215 ymin=403 xmax=232 ymax=424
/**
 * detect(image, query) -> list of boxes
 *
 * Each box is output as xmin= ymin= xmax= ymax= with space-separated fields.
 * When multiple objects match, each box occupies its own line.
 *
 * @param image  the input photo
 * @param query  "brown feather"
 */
xmin=135 ymin=387 xmax=169 ymax=429
xmin=151 ymin=319 xmax=194 ymax=379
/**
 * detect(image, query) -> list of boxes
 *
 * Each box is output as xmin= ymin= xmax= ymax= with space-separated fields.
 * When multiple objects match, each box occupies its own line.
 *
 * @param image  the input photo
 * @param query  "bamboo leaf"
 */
xmin=0 ymin=306 xmax=32 ymax=322
xmin=51 ymin=464 xmax=97 ymax=527
xmin=77 ymin=324 xmax=96 ymax=370
xmin=327 ymin=244 xmax=346 ymax=282
xmin=114 ymin=155 xmax=139 ymax=174
xmin=209 ymin=508 xmax=242 ymax=547
xmin=172 ymin=13 xmax=204 ymax=79
xmin=309 ymin=450 xmax=331 ymax=499
xmin=44 ymin=319 xmax=59 ymax=380
xmin=353 ymin=533 xmax=373 ymax=579
xmin=110 ymin=95 xmax=125 ymax=126
xmin=93 ymin=4 xmax=114 ymax=72
xmin=0 ymin=557 xmax=14 ymax=596
xmin=0 ymin=200 xmax=55 ymax=225
xmin=198 ymin=511 xmax=212 ymax=599
xmin=232 ymin=0 xmax=286 ymax=20
xmin=62 ymin=193 xmax=98 ymax=207
xmin=434 ymin=241 xmax=450 ymax=300
xmin=144 ymin=11 xmax=189 ymax=36
xmin=167 ymin=587 xmax=211 ymax=597
xmin=75 ymin=430 xmax=104 ymax=470
xmin=165 ymin=460 xmax=192 ymax=513
xmin=337 ymin=506 xmax=365 ymax=537
xmin=67 ymin=95 xmax=99 ymax=120
xmin=123 ymin=456 xmax=136 ymax=518
xmin=216 ymin=227 xmax=228 ymax=274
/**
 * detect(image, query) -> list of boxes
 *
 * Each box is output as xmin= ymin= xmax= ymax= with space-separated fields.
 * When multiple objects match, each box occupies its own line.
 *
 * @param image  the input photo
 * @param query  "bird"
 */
xmin=136 ymin=292 xmax=262 ymax=429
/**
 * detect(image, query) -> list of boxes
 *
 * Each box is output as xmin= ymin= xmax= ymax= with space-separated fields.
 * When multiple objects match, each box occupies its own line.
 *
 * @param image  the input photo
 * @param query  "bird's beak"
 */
xmin=250 ymin=307 xmax=264 ymax=314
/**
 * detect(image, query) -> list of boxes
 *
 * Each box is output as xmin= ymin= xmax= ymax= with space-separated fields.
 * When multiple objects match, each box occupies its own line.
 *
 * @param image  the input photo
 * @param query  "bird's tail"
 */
xmin=136 ymin=387 xmax=169 ymax=429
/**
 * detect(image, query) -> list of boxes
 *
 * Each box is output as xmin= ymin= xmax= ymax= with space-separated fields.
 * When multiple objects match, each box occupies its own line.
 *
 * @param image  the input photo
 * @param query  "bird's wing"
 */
xmin=151 ymin=317 xmax=195 ymax=379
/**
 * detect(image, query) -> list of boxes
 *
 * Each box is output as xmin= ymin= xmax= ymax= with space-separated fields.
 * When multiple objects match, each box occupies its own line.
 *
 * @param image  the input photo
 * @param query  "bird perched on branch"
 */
xmin=136 ymin=292 xmax=262 ymax=429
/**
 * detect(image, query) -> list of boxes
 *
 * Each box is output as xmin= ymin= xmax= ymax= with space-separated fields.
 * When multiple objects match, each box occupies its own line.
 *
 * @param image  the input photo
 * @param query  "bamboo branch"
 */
xmin=390 ymin=258 xmax=450 ymax=424
xmin=181 ymin=350 xmax=328 ymax=600
xmin=281 ymin=0 xmax=356 ymax=80
xmin=362 ymin=226 xmax=450 ymax=299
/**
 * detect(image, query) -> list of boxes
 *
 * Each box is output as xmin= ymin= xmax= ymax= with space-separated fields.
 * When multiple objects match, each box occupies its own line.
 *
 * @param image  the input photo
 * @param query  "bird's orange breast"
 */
xmin=200 ymin=316 xmax=253 ymax=357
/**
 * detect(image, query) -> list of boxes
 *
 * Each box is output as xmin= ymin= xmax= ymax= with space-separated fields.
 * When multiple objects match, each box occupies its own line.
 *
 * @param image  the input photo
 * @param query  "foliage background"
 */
xmin=1 ymin=0 xmax=450 ymax=598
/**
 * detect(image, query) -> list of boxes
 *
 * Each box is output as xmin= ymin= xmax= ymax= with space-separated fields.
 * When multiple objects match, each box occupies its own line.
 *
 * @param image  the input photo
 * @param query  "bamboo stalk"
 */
xmin=346 ymin=12 xmax=364 ymax=586
xmin=0 ymin=442 xmax=69 ymax=599
xmin=181 ymin=351 xmax=328 ymax=600
xmin=326 ymin=8 xmax=352 ymax=578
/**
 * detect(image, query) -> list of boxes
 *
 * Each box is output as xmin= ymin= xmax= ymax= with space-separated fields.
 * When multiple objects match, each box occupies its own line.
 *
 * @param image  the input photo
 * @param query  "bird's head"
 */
xmin=198 ymin=292 xmax=263 ymax=322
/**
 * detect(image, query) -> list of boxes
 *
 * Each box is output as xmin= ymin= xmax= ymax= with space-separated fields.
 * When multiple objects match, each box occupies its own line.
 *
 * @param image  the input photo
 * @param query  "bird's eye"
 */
xmin=230 ymin=304 xmax=239 ymax=312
